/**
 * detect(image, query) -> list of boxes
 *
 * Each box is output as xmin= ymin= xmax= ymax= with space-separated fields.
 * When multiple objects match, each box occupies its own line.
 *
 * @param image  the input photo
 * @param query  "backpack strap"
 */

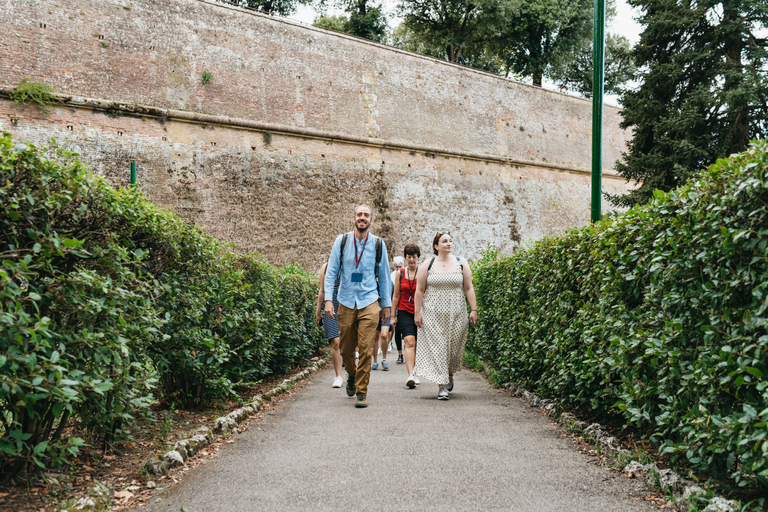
xmin=339 ymin=232 xmax=350 ymax=271
xmin=343 ymin=233 xmax=383 ymax=297
xmin=374 ymin=236 xmax=382 ymax=298
xmin=428 ymin=257 xmax=435 ymax=271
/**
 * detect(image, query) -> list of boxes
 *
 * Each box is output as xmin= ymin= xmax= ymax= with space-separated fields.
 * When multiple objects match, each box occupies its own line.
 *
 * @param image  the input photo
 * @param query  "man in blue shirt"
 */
xmin=324 ymin=205 xmax=392 ymax=408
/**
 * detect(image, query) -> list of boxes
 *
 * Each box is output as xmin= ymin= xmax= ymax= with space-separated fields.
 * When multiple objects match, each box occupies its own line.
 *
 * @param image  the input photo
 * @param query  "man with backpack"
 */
xmin=324 ymin=205 xmax=392 ymax=408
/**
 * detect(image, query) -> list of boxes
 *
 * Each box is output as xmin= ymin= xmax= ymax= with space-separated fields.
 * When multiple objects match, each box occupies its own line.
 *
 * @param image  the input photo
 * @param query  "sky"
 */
xmin=286 ymin=0 xmax=645 ymax=106
xmin=289 ymin=0 xmax=644 ymax=43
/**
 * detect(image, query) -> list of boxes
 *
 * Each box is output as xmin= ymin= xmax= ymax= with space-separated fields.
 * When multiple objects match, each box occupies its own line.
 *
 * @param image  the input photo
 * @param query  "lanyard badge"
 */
xmin=351 ymin=235 xmax=368 ymax=283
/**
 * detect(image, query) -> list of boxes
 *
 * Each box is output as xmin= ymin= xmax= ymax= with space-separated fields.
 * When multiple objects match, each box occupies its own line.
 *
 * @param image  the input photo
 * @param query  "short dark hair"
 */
xmin=432 ymin=231 xmax=451 ymax=255
xmin=403 ymin=243 xmax=420 ymax=258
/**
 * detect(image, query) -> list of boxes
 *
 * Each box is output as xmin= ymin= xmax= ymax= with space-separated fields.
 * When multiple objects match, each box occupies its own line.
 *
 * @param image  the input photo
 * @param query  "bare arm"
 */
xmin=461 ymin=257 xmax=478 ymax=327
xmin=391 ymin=271 xmax=401 ymax=328
xmin=316 ymin=263 xmax=327 ymax=326
xmin=413 ymin=261 xmax=429 ymax=328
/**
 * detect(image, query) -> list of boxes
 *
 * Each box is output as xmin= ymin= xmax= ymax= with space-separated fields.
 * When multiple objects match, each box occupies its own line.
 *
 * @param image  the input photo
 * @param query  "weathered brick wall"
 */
xmin=0 ymin=0 xmax=633 ymax=269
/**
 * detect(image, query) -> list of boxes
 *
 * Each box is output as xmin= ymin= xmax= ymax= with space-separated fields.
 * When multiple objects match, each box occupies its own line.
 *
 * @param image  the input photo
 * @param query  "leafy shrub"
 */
xmin=468 ymin=141 xmax=768 ymax=487
xmin=0 ymin=136 xmax=161 ymax=477
xmin=9 ymin=79 xmax=56 ymax=115
xmin=0 ymin=133 xmax=325 ymax=476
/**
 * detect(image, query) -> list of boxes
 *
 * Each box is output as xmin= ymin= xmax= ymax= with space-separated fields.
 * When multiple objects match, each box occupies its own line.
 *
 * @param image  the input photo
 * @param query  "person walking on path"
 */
xmin=373 ymin=310 xmax=391 ymax=370
xmin=372 ymin=256 xmax=403 ymax=371
xmin=390 ymin=256 xmax=405 ymax=363
xmin=414 ymin=231 xmax=477 ymax=400
xmin=316 ymin=262 xmax=343 ymax=388
xmin=391 ymin=243 xmax=421 ymax=388
xmin=324 ymin=205 xmax=392 ymax=408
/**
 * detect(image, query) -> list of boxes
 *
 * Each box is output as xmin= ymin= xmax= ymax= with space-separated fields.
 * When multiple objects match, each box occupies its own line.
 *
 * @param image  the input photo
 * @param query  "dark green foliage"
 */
xmin=388 ymin=22 xmax=504 ymax=73
xmin=0 ymin=133 xmax=325 ymax=477
xmin=493 ymin=0 xmax=593 ymax=86
xmin=314 ymin=1 xmax=388 ymax=42
xmin=613 ymin=0 xmax=768 ymax=207
xmin=0 ymin=136 xmax=161 ymax=477
xmin=398 ymin=0 xmax=518 ymax=63
xmin=242 ymin=0 xmax=309 ymax=16
xmin=468 ymin=141 xmax=768 ymax=486
xmin=314 ymin=14 xmax=352 ymax=33
xmin=347 ymin=4 xmax=388 ymax=42
xmin=550 ymin=33 xmax=636 ymax=98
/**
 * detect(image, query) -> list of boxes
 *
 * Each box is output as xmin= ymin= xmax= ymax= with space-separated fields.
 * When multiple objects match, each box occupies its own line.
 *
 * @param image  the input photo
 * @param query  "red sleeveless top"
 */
xmin=397 ymin=267 xmax=417 ymax=314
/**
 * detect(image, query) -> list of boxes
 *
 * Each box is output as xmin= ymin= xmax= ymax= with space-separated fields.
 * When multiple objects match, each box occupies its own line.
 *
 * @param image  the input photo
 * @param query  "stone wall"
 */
xmin=0 ymin=0 xmax=633 ymax=269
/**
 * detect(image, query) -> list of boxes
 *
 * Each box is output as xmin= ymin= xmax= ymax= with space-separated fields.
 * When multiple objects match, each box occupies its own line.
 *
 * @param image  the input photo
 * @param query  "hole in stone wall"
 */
xmin=117 ymin=131 xmax=123 ymax=136
xmin=40 ymin=22 xmax=46 ymax=28
xmin=381 ymin=161 xmax=385 ymax=164
xmin=260 ymin=68 xmax=265 ymax=72
xmin=98 ymin=34 xmax=105 ymax=40
xmin=297 ymin=75 xmax=301 ymax=79
xmin=10 ymin=118 xmax=18 ymax=125
xmin=66 ymin=125 xmax=73 ymax=131
xmin=251 ymin=146 xmax=256 ymax=150
xmin=162 ymin=136 xmax=167 ymax=141
xmin=321 ymin=154 xmax=325 ymax=158
xmin=150 ymin=45 xmax=155 ymax=51
xmin=408 ymin=164 xmax=411 ymax=167
xmin=211 ymin=141 xmax=216 ymax=146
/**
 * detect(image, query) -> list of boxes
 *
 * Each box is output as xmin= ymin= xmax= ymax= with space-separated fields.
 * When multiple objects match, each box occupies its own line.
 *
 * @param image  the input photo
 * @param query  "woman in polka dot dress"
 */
xmin=413 ymin=231 xmax=478 ymax=400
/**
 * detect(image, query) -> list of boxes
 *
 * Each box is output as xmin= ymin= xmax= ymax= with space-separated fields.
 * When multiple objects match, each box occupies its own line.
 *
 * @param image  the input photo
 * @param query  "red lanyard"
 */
xmin=354 ymin=235 xmax=369 ymax=268
xmin=404 ymin=266 xmax=416 ymax=302
xmin=404 ymin=267 xmax=416 ymax=291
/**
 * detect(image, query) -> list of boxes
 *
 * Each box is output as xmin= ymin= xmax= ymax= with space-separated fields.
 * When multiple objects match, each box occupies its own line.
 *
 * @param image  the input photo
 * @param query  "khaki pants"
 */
xmin=337 ymin=302 xmax=381 ymax=396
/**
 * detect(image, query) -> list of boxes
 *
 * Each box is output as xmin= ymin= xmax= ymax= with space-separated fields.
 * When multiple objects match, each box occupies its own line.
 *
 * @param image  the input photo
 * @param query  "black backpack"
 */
xmin=339 ymin=232 xmax=383 ymax=297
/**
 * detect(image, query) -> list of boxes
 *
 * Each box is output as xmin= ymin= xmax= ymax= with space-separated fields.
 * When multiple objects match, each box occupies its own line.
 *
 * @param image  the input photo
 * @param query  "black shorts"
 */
xmin=376 ymin=309 xmax=391 ymax=331
xmin=395 ymin=310 xmax=417 ymax=339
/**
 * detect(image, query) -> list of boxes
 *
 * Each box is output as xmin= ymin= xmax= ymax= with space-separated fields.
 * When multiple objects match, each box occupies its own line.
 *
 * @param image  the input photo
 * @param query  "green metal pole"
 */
xmin=591 ymin=0 xmax=605 ymax=222
xmin=130 ymin=161 xmax=136 ymax=189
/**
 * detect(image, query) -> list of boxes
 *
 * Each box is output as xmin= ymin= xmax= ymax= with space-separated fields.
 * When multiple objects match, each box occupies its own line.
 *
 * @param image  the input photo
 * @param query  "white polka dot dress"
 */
xmin=414 ymin=266 xmax=469 ymax=386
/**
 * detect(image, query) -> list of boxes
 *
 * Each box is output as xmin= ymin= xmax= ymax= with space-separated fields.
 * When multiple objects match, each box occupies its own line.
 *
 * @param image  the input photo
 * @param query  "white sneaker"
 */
xmin=332 ymin=376 xmax=343 ymax=388
xmin=406 ymin=374 xmax=416 ymax=389
xmin=413 ymin=375 xmax=420 ymax=385
xmin=378 ymin=348 xmax=383 ymax=355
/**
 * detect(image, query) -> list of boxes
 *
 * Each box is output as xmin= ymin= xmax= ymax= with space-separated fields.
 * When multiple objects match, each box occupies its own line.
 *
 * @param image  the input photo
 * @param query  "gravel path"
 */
xmin=136 ymin=358 xmax=655 ymax=512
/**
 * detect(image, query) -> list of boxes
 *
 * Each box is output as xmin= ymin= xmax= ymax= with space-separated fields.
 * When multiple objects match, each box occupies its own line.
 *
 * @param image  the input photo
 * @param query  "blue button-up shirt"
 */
xmin=325 ymin=232 xmax=392 ymax=310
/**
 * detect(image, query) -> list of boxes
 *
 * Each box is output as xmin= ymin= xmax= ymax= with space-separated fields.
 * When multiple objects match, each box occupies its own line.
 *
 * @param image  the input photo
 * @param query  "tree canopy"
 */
xmin=313 ymin=0 xmax=388 ymax=42
xmin=398 ymin=0 xmax=519 ymax=63
xmin=549 ymin=33 xmax=636 ymax=98
xmin=611 ymin=0 xmax=768 ymax=207
xmin=492 ymin=0 xmax=594 ymax=87
xmin=241 ymin=0 xmax=309 ymax=16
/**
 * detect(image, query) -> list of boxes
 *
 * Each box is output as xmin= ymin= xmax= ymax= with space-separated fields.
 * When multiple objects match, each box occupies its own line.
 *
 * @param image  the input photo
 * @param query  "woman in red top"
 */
xmin=391 ymin=243 xmax=421 ymax=388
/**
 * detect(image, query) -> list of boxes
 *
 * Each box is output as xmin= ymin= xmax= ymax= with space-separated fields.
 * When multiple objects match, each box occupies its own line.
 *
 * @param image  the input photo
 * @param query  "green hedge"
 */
xmin=0 ymin=133 xmax=324 ymax=477
xmin=468 ymin=141 xmax=768 ymax=487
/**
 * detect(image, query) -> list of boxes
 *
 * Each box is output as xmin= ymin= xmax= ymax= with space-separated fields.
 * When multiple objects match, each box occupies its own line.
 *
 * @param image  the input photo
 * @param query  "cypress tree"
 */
xmin=611 ymin=0 xmax=768 ymax=207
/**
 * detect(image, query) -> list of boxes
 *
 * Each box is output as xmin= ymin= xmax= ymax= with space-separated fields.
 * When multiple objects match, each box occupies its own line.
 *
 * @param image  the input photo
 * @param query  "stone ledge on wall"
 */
xmin=0 ymin=85 xmax=621 ymax=179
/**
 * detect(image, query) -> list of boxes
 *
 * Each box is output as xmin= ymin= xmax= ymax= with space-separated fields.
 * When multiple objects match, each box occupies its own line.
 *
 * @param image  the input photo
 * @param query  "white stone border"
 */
xmin=59 ymin=355 xmax=329 ymax=512
xmin=505 ymin=381 xmax=739 ymax=512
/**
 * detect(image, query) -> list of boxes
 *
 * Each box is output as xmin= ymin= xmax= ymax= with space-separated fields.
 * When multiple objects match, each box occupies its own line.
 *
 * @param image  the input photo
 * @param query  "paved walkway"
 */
xmin=137 ymin=358 xmax=655 ymax=512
